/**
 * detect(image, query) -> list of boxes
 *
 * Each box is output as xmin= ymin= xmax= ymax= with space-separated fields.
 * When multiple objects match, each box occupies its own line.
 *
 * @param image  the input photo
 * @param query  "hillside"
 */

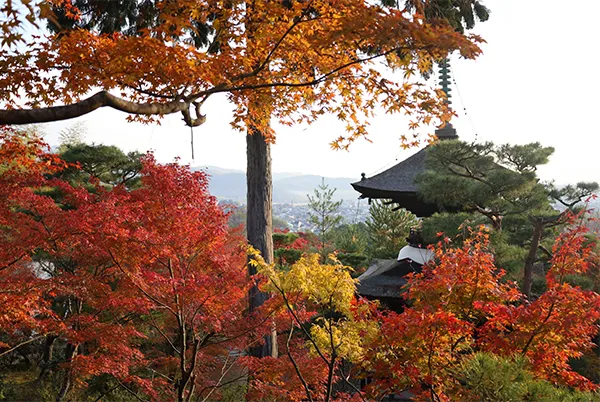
xmin=194 ymin=166 xmax=360 ymax=203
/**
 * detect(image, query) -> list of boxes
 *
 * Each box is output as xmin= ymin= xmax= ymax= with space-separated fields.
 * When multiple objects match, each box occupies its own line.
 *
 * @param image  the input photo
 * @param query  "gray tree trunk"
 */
xmin=523 ymin=220 xmax=543 ymax=299
xmin=36 ymin=334 xmax=57 ymax=383
xmin=246 ymin=130 xmax=277 ymax=358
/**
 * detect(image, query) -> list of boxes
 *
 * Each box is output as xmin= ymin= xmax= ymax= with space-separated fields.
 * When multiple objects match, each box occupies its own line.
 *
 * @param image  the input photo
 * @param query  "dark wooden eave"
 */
xmin=351 ymin=124 xmax=458 ymax=217
xmin=357 ymin=259 xmax=423 ymax=299
xmin=351 ymin=148 xmax=438 ymax=216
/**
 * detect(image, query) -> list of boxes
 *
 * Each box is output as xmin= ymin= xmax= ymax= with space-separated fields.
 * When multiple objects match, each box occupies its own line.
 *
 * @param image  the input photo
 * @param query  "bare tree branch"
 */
xmin=0 ymin=335 xmax=45 ymax=358
xmin=285 ymin=326 xmax=314 ymax=402
xmin=0 ymin=91 xmax=200 ymax=126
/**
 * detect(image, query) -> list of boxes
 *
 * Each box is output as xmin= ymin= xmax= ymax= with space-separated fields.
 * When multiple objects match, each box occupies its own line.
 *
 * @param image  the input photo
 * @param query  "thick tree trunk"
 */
xmin=246 ymin=129 xmax=277 ymax=358
xmin=55 ymin=343 xmax=77 ymax=402
xmin=36 ymin=334 xmax=57 ymax=383
xmin=523 ymin=220 xmax=543 ymax=299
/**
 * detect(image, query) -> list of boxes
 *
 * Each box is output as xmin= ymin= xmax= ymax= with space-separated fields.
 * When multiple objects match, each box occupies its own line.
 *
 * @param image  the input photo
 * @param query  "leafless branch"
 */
xmin=0 ymin=335 xmax=45 ymax=358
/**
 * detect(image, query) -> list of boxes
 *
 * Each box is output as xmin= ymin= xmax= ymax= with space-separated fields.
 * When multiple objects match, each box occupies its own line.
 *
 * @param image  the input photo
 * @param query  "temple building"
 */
xmin=353 ymin=59 xmax=456 ymax=307
xmin=350 ymin=122 xmax=457 ymax=217
xmin=356 ymin=229 xmax=434 ymax=311
xmin=351 ymin=59 xmax=457 ymax=218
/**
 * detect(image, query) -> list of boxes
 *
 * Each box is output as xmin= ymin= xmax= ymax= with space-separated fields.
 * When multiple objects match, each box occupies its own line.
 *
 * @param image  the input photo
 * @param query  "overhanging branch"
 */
xmin=0 ymin=91 xmax=200 ymax=126
xmin=1 ymin=45 xmax=430 ymax=127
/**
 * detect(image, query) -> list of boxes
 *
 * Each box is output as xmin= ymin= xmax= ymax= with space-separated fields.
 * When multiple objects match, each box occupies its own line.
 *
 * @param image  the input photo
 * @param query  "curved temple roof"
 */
xmin=357 ymin=245 xmax=434 ymax=299
xmin=351 ymin=148 xmax=433 ymax=216
xmin=351 ymin=124 xmax=458 ymax=217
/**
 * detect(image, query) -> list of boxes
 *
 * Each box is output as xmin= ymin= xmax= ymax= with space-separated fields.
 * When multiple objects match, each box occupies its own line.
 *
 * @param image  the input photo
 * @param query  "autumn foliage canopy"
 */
xmin=1 ymin=2 xmax=599 ymax=400
xmin=0 ymin=125 xmax=599 ymax=400
xmin=1 ymin=0 xmax=482 ymax=148
xmin=0 ymin=128 xmax=255 ymax=400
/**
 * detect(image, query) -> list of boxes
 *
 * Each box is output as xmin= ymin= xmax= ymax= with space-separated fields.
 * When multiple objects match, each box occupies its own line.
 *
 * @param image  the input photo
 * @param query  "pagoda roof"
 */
xmin=351 ymin=125 xmax=458 ymax=217
xmin=357 ymin=245 xmax=433 ymax=299
xmin=351 ymin=147 xmax=437 ymax=216
xmin=352 ymin=147 xmax=426 ymax=195
xmin=357 ymin=259 xmax=412 ymax=299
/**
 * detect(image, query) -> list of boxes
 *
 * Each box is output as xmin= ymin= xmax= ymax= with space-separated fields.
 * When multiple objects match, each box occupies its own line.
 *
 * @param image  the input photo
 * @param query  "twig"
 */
xmin=286 ymin=326 xmax=314 ymax=402
xmin=0 ymin=335 xmax=45 ymax=358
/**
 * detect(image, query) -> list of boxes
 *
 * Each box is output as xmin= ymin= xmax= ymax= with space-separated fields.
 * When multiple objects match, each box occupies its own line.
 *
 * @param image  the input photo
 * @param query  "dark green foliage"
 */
xmin=0 ymin=370 xmax=141 ymax=401
xmin=48 ymin=0 xmax=224 ymax=54
xmin=563 ymin=274 xmax=597 ymax=291
xmin=273 ymin=231 xmax=312 ymax=266
xmin=524 ymin=271 xmax=596 ymax=295
xmin=401 ymin=0 xmax=490 ymax=32
xmin=79 ymin=374 xmax=141 ymax=401
xmin=417 ymin=140 xmax=554 ymax=227
xmin=336 ymin=253 xmax=370 ymax=274
xmin=458 ymin=353 xmax=599 ymax=402
xmin=366 ymin=201 xmax=418 ymax=259
xmin=273 ymin=231 xmax=300 ymax=247
xmin=570 ymin=343 xmax=600 ymax=386
xmin=530 ymin=275 xmax=548 ymax=296
xmin=274 ymin=248 xmax=303 ymax=266
xmin=416 ymin=140 xmax=563 ymax=260
xmin=59 ymin=143 xmax=143 ymax=188
xmin=332 ymin=223 xmax=369 ymax=255
xmin=549 ymin=182 xmax=600 ymax=209
xmin=417 ymin=140 xmax=598 ymax=295
xmin=307 ymin=179 xmax=343 ymax=250
xmin=323 ymin=223 xmax=372 ymax=271
xmin=218 ymin=383 xmax=247 ymax=402
xmin=421 ymin=211 xmax=483 ymax=243
xmin=277 ymin=231 xmax=299 ymax=244
xmin=48 ymin=0 xmax=161 ymax=36
xmin=489 ymin=232 xmax=528 ymax=276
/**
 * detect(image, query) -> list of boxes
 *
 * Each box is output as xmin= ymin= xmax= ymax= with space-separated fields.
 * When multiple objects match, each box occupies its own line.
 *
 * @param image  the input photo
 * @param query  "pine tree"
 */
xmin=417 ymin=140 xmax=598 ymax=297
xmin=366 ymin=201 xmax=418 ymax=259
xmin=59 ymin=143 xmax=143 ymax=188
xmin=307 ymin=178 xmax=343 ymax=253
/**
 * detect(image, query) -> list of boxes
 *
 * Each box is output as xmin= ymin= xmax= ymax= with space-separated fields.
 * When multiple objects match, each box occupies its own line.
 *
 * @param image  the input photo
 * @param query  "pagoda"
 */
xmin=351 ymin=59 xmax=457 ymax=218
xmin=355 ymin=59 xmax=457 ymax=306
xmin=357 ymin=229 xmax=434 ymax=310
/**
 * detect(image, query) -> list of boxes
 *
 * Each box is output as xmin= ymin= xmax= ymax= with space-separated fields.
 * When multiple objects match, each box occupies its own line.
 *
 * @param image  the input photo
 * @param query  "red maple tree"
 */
xmin=363 ymin=225 xmax=600 ymax=401
xmin=0 ymin=129 xmax=257 ymax=401
xmin=2 ymin=128 xmax=598 ymax=401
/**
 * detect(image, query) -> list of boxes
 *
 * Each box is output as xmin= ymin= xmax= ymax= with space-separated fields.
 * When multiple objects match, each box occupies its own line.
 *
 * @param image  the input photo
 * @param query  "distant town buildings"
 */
xmin=220 ymin=199 xmax=371 ymax=232
xmin=273 ymin=201 xmax=370 ymax=231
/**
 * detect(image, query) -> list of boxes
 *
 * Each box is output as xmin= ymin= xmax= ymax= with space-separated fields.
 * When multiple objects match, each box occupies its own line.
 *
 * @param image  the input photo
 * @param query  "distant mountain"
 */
xmin=273 ymin=171 xmax=304 ymax=181
xmin=274 ymin=175 xmax=359 ymax=204
xmin=192 ymin=165 xmax=243 ymax=175
xmin=192 ymin=166 xmax=246 ymax=201
xmin=192 ymin=165 xmax=359 ymax=203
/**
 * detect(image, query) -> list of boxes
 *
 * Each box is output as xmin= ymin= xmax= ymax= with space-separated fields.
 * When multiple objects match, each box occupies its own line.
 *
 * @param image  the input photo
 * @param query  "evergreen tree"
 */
xmin=458 ymin=353 xmax=599 ymax=402
xmin=366 ymin=201 xmax=418 ymax=259
xmin=307 ymin=178 xmax=343 ymax=252
xmin=417 ymin=140 xmax=598 ymax=297
xmin=331 ymin=222 xmax=371 ymax=272
xmin=333 ymin=223 xmax=369 ymax=255
xmin=400 ymin=0 xmax=491 ymax=32
xmin=59 ymin=143 xmax=143 ymax=188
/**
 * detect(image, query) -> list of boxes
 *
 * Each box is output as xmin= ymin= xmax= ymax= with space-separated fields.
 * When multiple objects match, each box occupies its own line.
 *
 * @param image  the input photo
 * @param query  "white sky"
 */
xmin=39 ymin=0 xmax=600 ymax=185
